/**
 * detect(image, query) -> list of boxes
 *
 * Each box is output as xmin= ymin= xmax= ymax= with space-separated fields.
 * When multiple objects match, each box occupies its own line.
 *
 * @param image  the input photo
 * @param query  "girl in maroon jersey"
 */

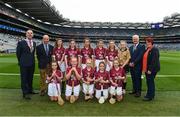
xmin=95 ymin=61 xmax=109 ymax=101
xmin=94 ymin=39 xmax=106 ymax=71
xmin=106 ymin=40 xmax=118 ymax=71
xmin=52 ymin=38 xmax=66 ymax=73
xmin=82 ymin=58 xmax=95 ymax=100
xmin=65 ymin=57 xmax=82 ymax=103
xmin=80 ymin=37 xmax=94 ymax=69
xmin=65 ymin=39 xmax=80 ymax=68
xmin=47 ymin=62 xmax=63 ymax=101
xmin=109 ymin=59 xmax=125 ymax=102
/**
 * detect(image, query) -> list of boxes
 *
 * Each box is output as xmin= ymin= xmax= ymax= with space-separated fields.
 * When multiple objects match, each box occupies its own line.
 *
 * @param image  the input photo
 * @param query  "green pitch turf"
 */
xmin=0 ymin=51 xmax=180 ymax=116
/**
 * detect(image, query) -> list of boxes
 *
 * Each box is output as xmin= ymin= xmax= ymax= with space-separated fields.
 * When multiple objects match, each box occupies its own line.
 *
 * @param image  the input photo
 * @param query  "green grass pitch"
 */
xmin=0 ymin=51 xmax=180 ymax=116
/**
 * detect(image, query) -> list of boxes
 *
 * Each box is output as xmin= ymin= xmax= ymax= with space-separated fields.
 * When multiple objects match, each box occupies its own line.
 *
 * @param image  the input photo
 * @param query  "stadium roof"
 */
xmin=163 ymin=13 xmax=180 ymax=28
xmin=1 ymin=0 xmax=67 ymax=24
xmin=1 ymin=0 xmax=180 ymax=29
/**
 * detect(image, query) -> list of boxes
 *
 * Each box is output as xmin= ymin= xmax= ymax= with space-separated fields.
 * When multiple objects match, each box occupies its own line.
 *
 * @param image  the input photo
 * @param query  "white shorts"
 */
xmin=81 ymin=64 xmax=87 ymax=69
xmin=95 ymin=59 xmax=105 ymax=71
xmin=48 ymin=83 xmax=61 ymax=96
xmin=65 ymin=84 xmax=80 ymax=97
xmin=95 ymin=89 xmax=108 ymax=99
xmin=58 ymin=61 xmax=66 ymax=72
xmin=106 ymin=61 xmax=113 ymax=71
xmin=110 ymin=86 xmax=123 ymax=96
xmin=82 ymin=83 xmax=94 ymax=95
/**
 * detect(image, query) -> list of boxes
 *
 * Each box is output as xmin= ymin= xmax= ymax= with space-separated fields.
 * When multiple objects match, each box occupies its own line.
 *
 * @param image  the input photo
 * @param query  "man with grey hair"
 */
xmin=129 ymin=35 xmax=145 ymax=97
xmin=36 ymin=35 xmax=54 ymax=96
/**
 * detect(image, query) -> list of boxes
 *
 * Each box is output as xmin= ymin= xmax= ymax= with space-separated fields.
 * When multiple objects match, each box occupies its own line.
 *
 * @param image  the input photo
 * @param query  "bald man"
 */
xmin=129 ymin=35 xmax=145 ymax=97
xmin=36 ymin=35 xmax=54 ymax=96
xmin=16 ymin=29 xmax=37 ymax=100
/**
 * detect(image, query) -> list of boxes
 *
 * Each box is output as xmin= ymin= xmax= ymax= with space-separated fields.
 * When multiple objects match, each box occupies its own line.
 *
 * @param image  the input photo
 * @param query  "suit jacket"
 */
xmin=16 ymin=40 xmax=36 ymax=67
xmin=36 ymin=43 xmax=53 ymax=69
xmin=129 ymin=44 xmax=145 ymax=69
xmin=146 ymin=47 xmax=160 ymax=73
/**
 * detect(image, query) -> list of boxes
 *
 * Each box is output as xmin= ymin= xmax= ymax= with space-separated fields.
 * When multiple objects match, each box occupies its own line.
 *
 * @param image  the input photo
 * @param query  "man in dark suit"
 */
xmin=16 ymin=29 xmax=37 ymax=100
xmin=129 ymin=35 xmax=145 ymax=97
xmin=36 ymin=35 xmax=53 ymax=96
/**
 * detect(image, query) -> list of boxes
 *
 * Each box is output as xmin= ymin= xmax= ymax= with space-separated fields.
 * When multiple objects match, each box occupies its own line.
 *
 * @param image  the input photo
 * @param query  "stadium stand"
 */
xmin=0 ymin=0 xmax=180 ymax=52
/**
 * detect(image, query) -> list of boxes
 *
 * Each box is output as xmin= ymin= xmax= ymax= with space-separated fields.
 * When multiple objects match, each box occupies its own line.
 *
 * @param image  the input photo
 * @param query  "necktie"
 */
xmin=45 ymin=44 xmax=49 ymax=55
xmin=133 ymin=45 xmax=136 ymax=52
xmin=29 ymin=40 xmax=32 ymax=48
xmin=29 ymin=40 xmax=33 ymax=52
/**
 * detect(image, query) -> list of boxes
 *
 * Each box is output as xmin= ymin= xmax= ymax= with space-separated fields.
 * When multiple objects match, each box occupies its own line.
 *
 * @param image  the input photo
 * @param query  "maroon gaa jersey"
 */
xmin=94 ymin=47 xmax=106 ymax=60
xmin=110 ymin=67 xmax=125 ymax=87
xmin=82 ymin=67 xmax=95 ymax=85
xmin=66 ymin=67 xmax=81 ymax=86
xmin=49 ymin=70 xmax=62 ymax=83
xmin=53 ymin=47 xmax=65 ymax=61
xmin=65 ymin=48 xmax=80 ymax=64
xmin=80 ymin=47 xmax=94 ymax=64
xmin=106 ymin=49 xmax=118 ymax=61
xmin=95 ymin=70 xmax=109 ymax=90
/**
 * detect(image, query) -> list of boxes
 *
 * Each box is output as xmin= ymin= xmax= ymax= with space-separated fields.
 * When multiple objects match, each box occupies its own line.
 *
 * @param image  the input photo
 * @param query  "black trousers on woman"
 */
xmin=145 ymin=72 xmax=157 ymax=99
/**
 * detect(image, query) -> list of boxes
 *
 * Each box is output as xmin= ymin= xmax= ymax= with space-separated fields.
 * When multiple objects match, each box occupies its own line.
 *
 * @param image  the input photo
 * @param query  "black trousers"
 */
xmin=145 ymin=72 xmax=157 ymax=99
xmin=130 ymin=67 xmax=142 ymax=94
xmin=20 ymin=65 xmax=35 ymax=95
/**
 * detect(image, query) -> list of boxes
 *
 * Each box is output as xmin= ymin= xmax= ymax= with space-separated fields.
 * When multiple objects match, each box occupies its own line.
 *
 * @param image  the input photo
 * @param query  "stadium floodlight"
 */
xmin=31 ymin=17 xmax=35 ymax=19
xmin=16 ymin=9 xmax=22 ymax=13
xmin=73 ymin=26 xmax=82 ymax=28
xmin=119 ymin=27 xmax=126 ymax=29
xmin=44 ymin=22 xmax=51 ymax=25
xmin=110 ymin=27 xmax=118 ymax=29
xmin=53 ymin=24 xmax=61 ymax=26
xmin=84 ymin=25 xmax=92 ymax=28
xmin=172 ymin=24 xmax=180 ymax=27
xmin=163 ymin=25 xmax=169 ymax=28
xmin=93 ymin=26 xmax=100 ymax=28
xmin=137 ymin=27 xmax=146 ymax=29
xmin=63 ymin=25 xmax=72 ymax=27
xmin=37 ymin=19 xmax=42 ymax=22
xmin=4 ymin=3 xmax=12 ymax=8
xmin=102 ymin=26 xmax=109 ymax=28
xmin=24 ymin=13 xmax=29 ymax=17
xmin=128 ymin=27 xmax=136 ymax=29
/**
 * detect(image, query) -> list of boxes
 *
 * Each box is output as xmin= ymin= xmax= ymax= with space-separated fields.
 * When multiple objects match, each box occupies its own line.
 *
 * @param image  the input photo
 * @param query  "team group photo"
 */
xmin=0 ymin=0 xmax=180 ymax=116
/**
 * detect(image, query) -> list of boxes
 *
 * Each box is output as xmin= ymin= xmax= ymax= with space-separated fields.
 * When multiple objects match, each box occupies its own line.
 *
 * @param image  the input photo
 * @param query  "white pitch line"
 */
xmin=0 ymin=73 xmax=180 ymax=77
xmin=0 ymin=73 xmax=40 ymax=76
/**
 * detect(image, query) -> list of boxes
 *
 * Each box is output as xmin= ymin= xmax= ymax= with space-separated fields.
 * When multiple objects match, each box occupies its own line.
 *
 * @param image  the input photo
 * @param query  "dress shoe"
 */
xmin=23 ymin=94 xmax=31 ymax=100
xmin=134 ymin=93 xmax=141 ymax=97
xmin=143 ymin=97 xmax=153 ymax=101
xmin=129 ymin=91 xmax=136 ymax=95
xmin=29 ymin=91 xmax=38 ymax=94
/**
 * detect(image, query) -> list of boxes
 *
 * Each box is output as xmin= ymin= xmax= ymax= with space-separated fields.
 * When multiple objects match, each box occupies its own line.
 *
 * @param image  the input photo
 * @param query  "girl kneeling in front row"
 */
xmin=95 ymin=62 xmax=109 ymax=103
xmin=47 ymin=62 xmax=63 ymax=101
xmin=109 ymin=59 xmax=125 ymax=102
xmin=65 ymin=57 xmax=82 ymax=103
xmin=82 ymin=58 xmax=95 ymax=100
